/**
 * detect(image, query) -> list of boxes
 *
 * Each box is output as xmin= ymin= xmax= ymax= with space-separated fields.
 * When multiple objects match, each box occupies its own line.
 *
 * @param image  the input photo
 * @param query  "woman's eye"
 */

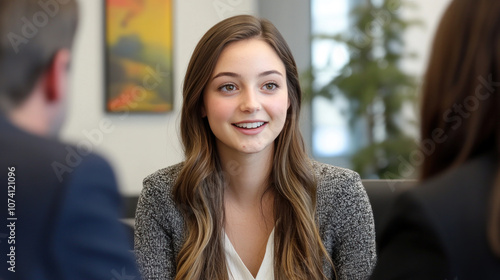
xmin=263 ymin=83 xmax=278 ymax=91
xmin=219 ymin=84 xmax=237 ymax=92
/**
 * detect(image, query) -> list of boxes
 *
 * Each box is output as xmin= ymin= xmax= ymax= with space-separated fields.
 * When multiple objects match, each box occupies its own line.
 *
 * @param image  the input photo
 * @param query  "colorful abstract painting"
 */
xmin=105 ymin=0 xmax=173 ymax=113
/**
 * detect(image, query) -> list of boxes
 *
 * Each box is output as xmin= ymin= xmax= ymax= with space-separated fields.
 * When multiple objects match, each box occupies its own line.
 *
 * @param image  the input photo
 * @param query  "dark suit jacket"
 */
xmin=0 ymin=115 xmax=140 ymax=279
xmin=371 ymin=153 xmax=500 ymax=280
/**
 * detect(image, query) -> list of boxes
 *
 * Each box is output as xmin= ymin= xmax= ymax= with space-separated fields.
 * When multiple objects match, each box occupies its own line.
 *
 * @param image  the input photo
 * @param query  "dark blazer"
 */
xmin=371 ymin=153 xmax=500 ymax=280
xmin=0 ymin=115 xmax=140 ymax=279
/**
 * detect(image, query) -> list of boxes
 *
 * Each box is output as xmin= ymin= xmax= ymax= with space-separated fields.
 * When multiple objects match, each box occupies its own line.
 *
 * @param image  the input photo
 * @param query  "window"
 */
xmin=311 ymin=0 xmax=352 ymax=166
xmin=310 ymin=0 xmax=418 ymax=179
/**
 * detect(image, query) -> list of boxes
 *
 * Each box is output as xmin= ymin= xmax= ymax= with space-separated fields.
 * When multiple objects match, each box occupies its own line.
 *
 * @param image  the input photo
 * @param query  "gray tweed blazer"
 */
xmin=134 ymin=161 xmax=376 ymax=279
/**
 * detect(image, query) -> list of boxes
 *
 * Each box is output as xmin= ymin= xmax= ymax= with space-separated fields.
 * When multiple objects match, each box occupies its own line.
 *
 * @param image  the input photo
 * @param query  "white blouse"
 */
xmin=224 ymin=229 xmax=275 ymax=280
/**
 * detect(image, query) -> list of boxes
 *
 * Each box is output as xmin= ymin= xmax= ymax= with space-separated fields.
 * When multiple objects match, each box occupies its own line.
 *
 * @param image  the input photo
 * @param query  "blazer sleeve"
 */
xmin=332 ymin=174 xmax=377 ymax=280
xmin=370 ymin=191 xmax=448 ymax=280
xmin=51 ymin=153 xmax=141 ymax=280
xmin=134 ymin=174 xmax=176 ymax=279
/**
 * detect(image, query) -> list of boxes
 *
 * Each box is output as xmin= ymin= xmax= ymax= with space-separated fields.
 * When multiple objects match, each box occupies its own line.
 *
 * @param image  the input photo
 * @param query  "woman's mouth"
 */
xmin=233 ymin=122 xmax=266 ymax=129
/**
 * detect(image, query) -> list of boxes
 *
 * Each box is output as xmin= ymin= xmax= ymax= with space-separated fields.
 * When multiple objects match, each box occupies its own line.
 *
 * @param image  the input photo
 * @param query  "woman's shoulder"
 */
xmin=136 ymin=163 xmax=186 ymax=257
xmin=311 ymin=160 xmax=377 ymax=276
xmin=311 ymin=160 xmax=362 ymax=191
xmin=140 ymin=162 xmax=184 ymax=209
xmin=310 ymin=160 xmax=369 ymax=213
xmin=143 ymin=162 xmax=184 ymax=191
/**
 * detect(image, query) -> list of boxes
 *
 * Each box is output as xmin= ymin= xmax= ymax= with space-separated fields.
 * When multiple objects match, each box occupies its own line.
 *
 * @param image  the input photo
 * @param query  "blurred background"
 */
xmin=61 ymin=0 xmax=451 ymax=196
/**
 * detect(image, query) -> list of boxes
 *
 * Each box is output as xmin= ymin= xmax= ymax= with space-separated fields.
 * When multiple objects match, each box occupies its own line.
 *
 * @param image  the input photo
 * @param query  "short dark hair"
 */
xmin=0 ymin=0 xmax=78 ymax=110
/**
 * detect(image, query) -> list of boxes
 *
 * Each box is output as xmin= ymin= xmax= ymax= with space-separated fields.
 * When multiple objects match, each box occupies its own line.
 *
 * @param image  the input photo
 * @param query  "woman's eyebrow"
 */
xmin=211 ymin=72 xmax=240 ymax=80
xmin=211 ymin=70 xmax=283 ymax=81
xmin=258 ymin=70 xmax=283 ymax=77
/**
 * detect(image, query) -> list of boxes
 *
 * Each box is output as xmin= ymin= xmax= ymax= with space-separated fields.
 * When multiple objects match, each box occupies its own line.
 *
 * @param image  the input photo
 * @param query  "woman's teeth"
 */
xmin=234 ymin=122 xmax=265 ymax=129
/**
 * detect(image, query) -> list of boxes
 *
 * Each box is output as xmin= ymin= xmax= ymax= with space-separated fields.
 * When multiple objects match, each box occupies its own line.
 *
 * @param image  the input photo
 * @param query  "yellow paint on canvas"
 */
xmin=106 ymin=0 xmax=173 ymax=112
xmin=107 ymin=0 xmax=172 ymax=50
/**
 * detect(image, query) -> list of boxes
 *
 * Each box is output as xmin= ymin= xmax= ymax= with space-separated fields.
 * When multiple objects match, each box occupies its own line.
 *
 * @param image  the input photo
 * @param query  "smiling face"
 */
xmin=203 ymin=38 xmax=289 ymax=158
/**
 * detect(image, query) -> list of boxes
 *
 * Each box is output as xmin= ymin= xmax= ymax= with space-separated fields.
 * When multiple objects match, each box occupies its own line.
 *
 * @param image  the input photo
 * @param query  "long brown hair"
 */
xmin=173 ymin=15 xmax=333 ymax=279
xmin=420 ymin=0 xmax=500 ymax=256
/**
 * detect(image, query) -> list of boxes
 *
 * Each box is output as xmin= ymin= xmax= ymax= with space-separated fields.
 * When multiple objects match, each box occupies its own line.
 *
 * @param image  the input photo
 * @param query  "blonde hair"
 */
xmin=173 ymin=15 xmax=334 ymax=279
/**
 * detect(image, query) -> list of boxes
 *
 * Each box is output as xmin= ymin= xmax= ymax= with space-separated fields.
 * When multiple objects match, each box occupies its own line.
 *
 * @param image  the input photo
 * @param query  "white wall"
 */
xmin=400 ymin=0 xmax=452 ymax=136
xmin=402 ymin=0 xmax=452 ymax=77
xmin=61 ymin=0 xmax=450 ymax=195
xmin=62 ymin=0 xmax=257 ymax=196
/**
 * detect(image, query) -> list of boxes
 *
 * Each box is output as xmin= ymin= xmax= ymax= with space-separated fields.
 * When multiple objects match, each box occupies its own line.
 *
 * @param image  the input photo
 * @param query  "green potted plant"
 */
xmin=305 ymin=0 xmax=422 ymax=179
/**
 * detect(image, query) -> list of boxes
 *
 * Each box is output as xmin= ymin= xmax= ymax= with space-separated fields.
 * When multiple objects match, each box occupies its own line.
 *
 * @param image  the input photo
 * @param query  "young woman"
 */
xmin=135 ymin=15 xmax=376 ymax=280
xmin=371 ymin=0 xmax=500 ymax=279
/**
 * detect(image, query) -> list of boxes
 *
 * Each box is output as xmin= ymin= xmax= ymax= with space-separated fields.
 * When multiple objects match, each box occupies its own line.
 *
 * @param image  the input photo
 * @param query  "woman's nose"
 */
xmin=239 ymin=89 xmax=261 ymax=113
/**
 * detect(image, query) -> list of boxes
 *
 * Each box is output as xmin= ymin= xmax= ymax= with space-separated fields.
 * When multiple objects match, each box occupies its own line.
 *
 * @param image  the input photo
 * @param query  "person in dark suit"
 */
xmin=0 ymin=1 xmax=140 ymax=279
xmin=371 ymin=0 xmax=500 ymax=279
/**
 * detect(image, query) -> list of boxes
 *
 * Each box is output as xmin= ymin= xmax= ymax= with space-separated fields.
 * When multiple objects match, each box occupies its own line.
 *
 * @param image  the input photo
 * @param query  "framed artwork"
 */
xmin=105 ymin=0 xmax=173 ymax=113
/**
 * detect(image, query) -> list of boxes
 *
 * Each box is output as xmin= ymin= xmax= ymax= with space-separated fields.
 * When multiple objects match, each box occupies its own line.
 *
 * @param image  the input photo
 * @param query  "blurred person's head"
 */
xmin=420 ymin=0 xmax=499 ymax=178
xmin=420 ymin=0 xmax=500 ymax=255
xmin=0 ymin=0 xmax=79 ymax=137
